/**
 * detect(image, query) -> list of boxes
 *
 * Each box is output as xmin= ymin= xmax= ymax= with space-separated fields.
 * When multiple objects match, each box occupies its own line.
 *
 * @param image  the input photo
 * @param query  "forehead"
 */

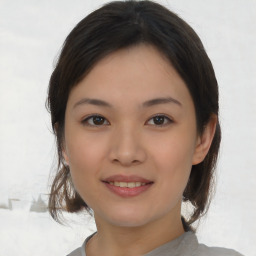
xmin=67 ymin=44 xmax=193 ymax=109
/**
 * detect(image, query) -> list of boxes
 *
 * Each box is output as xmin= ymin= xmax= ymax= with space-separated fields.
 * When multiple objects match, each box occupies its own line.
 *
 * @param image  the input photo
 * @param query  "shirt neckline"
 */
xmin=81 ymin=231 xmax=197 ymax=256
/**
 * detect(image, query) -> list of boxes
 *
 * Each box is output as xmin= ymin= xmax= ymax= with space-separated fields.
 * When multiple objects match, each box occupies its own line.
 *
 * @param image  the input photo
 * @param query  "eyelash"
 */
xmin=81 ymin=114 xmax=173 ymax=128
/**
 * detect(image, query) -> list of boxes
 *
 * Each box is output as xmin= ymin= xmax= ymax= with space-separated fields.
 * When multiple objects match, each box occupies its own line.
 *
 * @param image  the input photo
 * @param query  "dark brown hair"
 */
xmin=46 ymin=0 xmax=221 ymax=232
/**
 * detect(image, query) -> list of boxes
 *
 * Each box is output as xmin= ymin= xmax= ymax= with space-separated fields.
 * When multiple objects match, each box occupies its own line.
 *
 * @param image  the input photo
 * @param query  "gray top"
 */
xmin=67 ymin=231 xmax=244 ymax=256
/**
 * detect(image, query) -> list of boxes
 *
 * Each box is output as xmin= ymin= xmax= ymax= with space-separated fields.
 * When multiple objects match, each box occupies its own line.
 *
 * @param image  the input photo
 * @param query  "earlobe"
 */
xmin=62 ymin=140 xmax=69 ymax=165
xmin=192 ymin=115 xmax=217 ymax=165
xmin=54 ymin=122 xmax=59 ymax=134
xmin=55 ymin=122 xmax=69 ymax=165
xmin=62 ymin=149 xmax=69 ymax=165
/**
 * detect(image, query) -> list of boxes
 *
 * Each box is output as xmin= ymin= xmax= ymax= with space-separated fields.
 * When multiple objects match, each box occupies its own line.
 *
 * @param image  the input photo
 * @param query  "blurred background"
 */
xmin=0 ymin=0 xmax=255 ymax=255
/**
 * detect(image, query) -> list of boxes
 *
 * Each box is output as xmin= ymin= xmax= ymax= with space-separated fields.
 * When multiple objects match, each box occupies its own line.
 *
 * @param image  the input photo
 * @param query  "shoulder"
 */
xmin=66 ymin=232 xmax=96 ymax=256
xmin=182 ymin=232 xmax=244 ymax=256
xmin=67 ymin=246 xmax=83 ymax=256
xmin=196 ymin=243 xmax=244 ymax=256
xmin=194 ymin=237 xmax=244 ymax=256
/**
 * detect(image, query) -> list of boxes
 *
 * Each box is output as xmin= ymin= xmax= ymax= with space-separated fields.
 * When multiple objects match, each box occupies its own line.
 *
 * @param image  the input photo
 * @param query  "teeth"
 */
xmin=109 ymin=181 xmax=147 ymax=188
xmin=127 ymin=182 xmax=135 ymax=188
xmin=120 ymin=182 xmax=127 ymax=188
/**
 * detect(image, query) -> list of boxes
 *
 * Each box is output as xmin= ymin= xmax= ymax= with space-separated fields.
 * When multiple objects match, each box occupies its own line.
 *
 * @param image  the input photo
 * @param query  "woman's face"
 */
xmin=63 ymin=44 xmax=205 ymax=228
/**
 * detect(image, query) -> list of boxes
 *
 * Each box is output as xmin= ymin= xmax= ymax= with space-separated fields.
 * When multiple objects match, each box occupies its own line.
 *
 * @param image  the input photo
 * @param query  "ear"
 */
xmin=61 ymin=138 xmax=69 ymax=165
xmin=192 ymin=115 xmax=217 ymax=165
xmin=55 ymin=122 xmax=70 ymax=165
xmin=54 ymin=122 xmax=58 ymax=134
xmin=62 ymin=147 xmax=69 ymax=165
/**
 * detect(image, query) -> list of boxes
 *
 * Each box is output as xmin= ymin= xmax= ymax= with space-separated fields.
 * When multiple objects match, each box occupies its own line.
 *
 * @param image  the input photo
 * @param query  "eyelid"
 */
xmin=146 ymin=114 xmax=174 ymax=127
xmin=81 ymin=114 xmax=174 ymax=127
xmin=81 ymin=114 xmax=110 ymax=127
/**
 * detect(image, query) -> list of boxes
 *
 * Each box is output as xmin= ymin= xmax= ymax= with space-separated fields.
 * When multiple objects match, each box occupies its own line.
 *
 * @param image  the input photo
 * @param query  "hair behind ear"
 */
xmin=183 ymin=120 xmax=221 ymax=227
xmin=48 ymin=165 xmax=89 ymax=223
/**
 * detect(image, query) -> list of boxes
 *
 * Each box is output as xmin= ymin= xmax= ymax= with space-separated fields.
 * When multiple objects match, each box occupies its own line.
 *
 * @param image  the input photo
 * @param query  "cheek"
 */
xmin=64 ymin=131 xmax=109 ymax=194
xmin=65 ymin=135 xmax=109 ymax=207
xmin=154 ymin=133 xmax=195 ymax=168
xmin=65 ymin=130 xmax=108 ymax=169
xmin=151 ymin=133 xmax=195 ymax=188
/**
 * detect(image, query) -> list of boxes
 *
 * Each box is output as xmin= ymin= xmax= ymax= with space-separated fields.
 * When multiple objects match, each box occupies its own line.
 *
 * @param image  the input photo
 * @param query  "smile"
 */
xmin=107 ymin=181 xmax=147 ymax=188
xmin=102 ymin=175 xmax=154 ymax=197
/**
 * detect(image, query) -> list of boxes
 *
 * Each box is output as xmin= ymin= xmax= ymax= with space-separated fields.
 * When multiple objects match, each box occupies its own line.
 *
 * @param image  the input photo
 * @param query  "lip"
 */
xmin=103 ymin=174 xmax=152 ymax=183
xmin=102 ymin=175 xmax=154 ymax=198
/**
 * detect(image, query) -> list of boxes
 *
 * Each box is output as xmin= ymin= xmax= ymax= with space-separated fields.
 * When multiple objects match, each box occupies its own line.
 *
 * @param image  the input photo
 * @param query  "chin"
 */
xmin=106 ymin=209 xmax=161 ymax=228
xmin=108 ymin=216 xmax=151 ymax=228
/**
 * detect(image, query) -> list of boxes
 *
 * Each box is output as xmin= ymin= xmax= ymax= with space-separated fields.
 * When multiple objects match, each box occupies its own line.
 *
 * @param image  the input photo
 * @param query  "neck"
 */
xmin=86 ymin=205 xmax=185 ymax=256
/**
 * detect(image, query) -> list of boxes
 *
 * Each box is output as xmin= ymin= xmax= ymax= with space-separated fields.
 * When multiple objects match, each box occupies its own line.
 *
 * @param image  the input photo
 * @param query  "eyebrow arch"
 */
xmin=142 ymin=97 xmax=182 ymax=108
xmin=73 ymin=98 xmax=112 ymax=109
xmin=73 ymin=96 xmax=182 ymax=109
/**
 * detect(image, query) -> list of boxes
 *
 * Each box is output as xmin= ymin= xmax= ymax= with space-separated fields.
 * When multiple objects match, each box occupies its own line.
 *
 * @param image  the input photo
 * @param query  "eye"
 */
xmin=81 ymin=115 xmax=109 ymax=127
xmin=146 ymin=115 xmax=173 ymax=127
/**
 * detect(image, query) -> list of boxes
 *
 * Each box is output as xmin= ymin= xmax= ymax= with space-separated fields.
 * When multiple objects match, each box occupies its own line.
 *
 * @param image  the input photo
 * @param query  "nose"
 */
xmin=108 ymin=125 xmax=147 ymax=166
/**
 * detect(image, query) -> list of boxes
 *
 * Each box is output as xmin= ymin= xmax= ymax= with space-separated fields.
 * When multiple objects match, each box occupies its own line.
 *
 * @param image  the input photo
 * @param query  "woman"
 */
xmin=47 ymin=1 xmax=244 ymax=255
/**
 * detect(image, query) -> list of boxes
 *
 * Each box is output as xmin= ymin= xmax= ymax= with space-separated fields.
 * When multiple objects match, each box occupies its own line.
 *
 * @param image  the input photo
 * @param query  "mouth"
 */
xmin=102 ymin=175 xmax=154 ymax=197
xmin=103 ymin=181 xmax=153 ymax=188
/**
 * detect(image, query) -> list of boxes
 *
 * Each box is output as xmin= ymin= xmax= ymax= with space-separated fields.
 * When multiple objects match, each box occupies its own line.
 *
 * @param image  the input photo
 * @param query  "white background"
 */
xmin=0 ymin=0 xmax=255 ymax=255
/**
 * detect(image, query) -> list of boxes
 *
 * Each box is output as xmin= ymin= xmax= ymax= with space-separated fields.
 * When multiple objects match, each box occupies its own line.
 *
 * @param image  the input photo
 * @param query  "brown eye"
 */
xmin=147 ymin=115 xmax=173 ymax=126
xmin=82 ymin=115 xmax=109 ymax=126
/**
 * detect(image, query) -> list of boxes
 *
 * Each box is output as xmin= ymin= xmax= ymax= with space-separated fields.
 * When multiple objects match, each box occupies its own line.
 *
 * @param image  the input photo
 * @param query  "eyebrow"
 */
xmin=73 ymin=97 xmax=182 ymax=109
xmin=142 ymin=97 xmax=182 ymax=107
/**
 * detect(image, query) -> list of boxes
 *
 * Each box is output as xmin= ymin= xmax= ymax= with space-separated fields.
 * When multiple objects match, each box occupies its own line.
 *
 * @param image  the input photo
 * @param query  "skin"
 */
xmin=62 ymin=44 xmax=216 ymax=256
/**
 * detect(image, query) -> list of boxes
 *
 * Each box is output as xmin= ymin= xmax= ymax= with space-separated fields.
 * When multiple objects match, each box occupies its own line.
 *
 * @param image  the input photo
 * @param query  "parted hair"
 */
xmin=46 ymin=0 xmax=221 ymax=232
